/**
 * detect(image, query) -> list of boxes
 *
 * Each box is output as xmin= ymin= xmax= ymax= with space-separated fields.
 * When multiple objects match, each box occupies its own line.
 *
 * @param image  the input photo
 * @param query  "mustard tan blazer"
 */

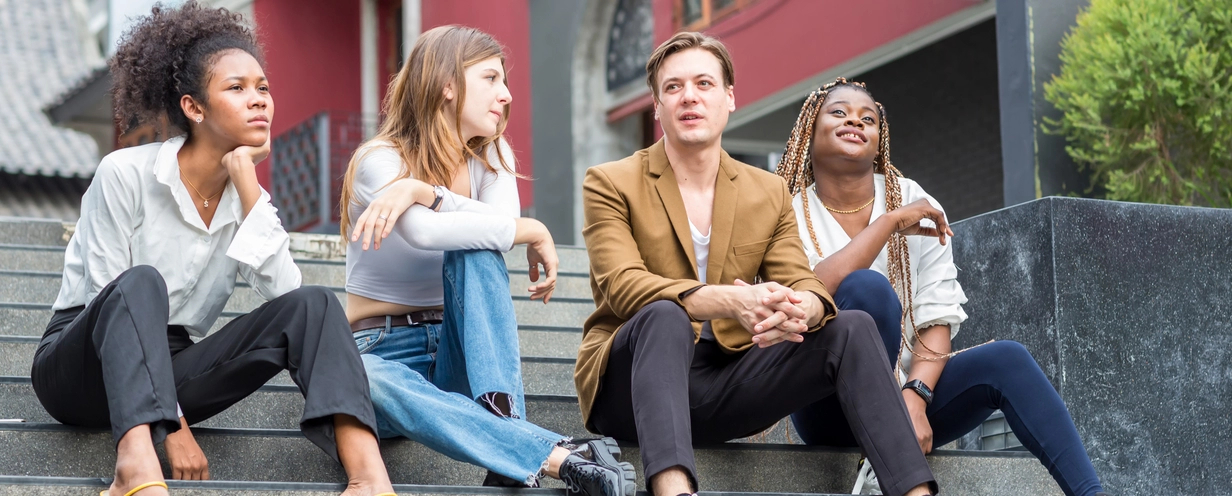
xmin=574 ymin=140 xmax=836 ymax=429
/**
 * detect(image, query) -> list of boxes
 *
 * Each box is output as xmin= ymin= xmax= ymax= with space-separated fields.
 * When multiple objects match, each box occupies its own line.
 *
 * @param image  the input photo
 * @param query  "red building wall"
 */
xmin=654 ymin=0 xmax=976 ymax=112
xmin=421 ymin=0 xmax=534 ymax=208
xmin=253 ymin=0 xmax=363 ymax=186
xmin=377 ymin=0 xmax=401 ymax=103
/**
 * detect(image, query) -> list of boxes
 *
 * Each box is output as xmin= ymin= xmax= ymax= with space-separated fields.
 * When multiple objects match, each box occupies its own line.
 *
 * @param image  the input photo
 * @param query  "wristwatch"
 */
xmin=428 ymin=185 xmax=446 ymax=211
xmin=902 ymin=379 xmax=934 ymax=405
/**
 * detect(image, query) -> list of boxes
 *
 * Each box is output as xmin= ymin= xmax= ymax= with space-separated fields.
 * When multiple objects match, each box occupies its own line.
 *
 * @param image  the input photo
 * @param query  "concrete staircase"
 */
xmin=0 ymin=218 xmax=1059 ymax=495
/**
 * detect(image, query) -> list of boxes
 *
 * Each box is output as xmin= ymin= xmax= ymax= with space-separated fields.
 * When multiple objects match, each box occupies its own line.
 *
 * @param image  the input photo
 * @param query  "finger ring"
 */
xmin=378 ymin=214 xmax=388 ymax=220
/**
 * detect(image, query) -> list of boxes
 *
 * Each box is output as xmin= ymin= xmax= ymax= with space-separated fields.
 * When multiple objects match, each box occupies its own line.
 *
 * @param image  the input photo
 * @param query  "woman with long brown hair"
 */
xmin=340 ymin=25 xmax=635 ymax=496
xmin=776 ymin=78 xmax=1108 ymax=496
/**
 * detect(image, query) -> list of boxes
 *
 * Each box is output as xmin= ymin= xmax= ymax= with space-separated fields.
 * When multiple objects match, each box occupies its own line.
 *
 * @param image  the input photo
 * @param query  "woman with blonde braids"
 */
xmin=777 ymin=78 xmax=1108 ymax=496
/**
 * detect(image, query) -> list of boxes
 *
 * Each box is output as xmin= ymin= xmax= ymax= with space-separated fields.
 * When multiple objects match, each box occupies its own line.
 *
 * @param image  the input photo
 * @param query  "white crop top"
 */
xmin=344 ymin=139 xmax=520 ymax=307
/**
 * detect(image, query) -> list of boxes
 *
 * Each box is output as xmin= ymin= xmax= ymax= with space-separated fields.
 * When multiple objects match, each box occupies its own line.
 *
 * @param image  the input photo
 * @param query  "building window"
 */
xmin=607 ymin=0 xmax=655 ymax=92
xmin=676 ymin=0 xmax=754 ymax=31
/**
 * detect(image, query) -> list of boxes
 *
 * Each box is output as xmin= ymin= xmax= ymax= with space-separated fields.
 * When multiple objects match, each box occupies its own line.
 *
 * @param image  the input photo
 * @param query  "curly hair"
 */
xmin=109 ymin=1 xmax=263 ymax=136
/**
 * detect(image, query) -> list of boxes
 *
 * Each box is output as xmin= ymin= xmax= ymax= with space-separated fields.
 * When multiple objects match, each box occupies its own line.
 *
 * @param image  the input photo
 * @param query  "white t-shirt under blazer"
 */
xmin=791 ymin=174 xmax=968 ymax=381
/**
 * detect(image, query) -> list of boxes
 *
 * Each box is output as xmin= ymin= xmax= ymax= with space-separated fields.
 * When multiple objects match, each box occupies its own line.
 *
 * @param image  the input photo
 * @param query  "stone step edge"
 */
xmin=0 ymin=475 xmax=852 ymax=496
xmin=0 ymin=271 xmax=596 ymax=303
xmin=0 ymin=243 xmax=592 ymax=276
xmin=0 ymin=421 xmax=1036 ymax=460
xmin=0 ymin=475 xmax=554 ymax=495
xmin=0 ymin=221 xmax=592 ymax=257
xmin=0 ymin=375 xmax=580 ymax=403
xmin=0 ymin=338 xmax=577 ymax=365
xmin=0 ymin=303 xmax=583 ymax=334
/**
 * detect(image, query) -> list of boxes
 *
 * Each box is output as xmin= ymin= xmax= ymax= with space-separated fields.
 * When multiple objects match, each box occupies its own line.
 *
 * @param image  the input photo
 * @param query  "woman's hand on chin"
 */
xmin=222 ymin=136 xmax=271 ymax=169
xmin=221 ymin=136 xmax=269 ymax=179
xmin=889 ymin=198 xmax=954 ymax=245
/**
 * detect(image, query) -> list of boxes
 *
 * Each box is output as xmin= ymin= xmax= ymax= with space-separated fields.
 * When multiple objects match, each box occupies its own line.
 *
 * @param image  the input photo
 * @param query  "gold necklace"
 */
xmin=819 ymin=189 xmax=876 ymax=214
xmin=180 ymin=169 xmax=225 ymax=208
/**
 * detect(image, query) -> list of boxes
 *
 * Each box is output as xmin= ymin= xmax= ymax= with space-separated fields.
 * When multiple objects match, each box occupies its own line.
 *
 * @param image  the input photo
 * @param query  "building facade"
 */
xmin=244 ymin=0 xmax=1007 ymax=240
xmin=29 ymin=0 xmax=1064 ymax=244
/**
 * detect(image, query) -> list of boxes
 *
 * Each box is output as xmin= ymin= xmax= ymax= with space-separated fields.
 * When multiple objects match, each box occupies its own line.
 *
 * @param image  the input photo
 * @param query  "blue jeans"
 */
xmin=791 ymin=270 xmax=1104 ymax=496
xmin=355 ymin=250 xmax=567 ymax=484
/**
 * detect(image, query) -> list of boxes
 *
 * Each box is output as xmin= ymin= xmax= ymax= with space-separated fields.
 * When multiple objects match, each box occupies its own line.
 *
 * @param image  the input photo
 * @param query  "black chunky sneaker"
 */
xmin=559 ymin=437 xmax=637 ymax=496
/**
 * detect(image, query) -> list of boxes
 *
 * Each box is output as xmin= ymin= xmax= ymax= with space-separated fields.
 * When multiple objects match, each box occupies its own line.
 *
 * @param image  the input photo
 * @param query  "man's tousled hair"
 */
xmin=644 ymin=31 xmax=735 ymax=101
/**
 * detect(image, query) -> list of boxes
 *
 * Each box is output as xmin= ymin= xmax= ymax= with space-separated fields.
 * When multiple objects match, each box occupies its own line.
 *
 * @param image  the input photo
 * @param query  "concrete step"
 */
xmin=1 ymin=374 xmax=806 ymax=448
xmin=0 ymin=270 xmax=595 ymax=320
xmin=0 ymin=219 xmax=72 ymax=247
xmin=0 ymin=377 xmax=589 ymax=439
xmin=0 ymin=246 xmax=594 ymax=300
xmin=0 ymin=235 xmax=593 ymax=276
xmin=0 ymin=476 xmax=858 ymax=496
xmin=0 ymin=374 xmax=801 ymax=446
xmin=0 ymin=477 xmax=550 ymax=496
xmin=0 ymin=293 xmax=594 ymax=339
xmin=0 ymin=302 xmax=583 ymax=358
xmin=0 ymin=423 xmax=1059 ymax=495
xmin=504 ymin=245 xmax=591 ymax=276
xmin=0 ymin=220 xmax=595 ymax=277
xmin=0 ymin=339 xmax=577 ymax=397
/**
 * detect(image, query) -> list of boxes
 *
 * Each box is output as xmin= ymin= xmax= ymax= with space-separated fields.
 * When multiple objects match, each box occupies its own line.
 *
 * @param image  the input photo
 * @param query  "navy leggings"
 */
xmin=790 ymin=270 xmax=1104 ymax=496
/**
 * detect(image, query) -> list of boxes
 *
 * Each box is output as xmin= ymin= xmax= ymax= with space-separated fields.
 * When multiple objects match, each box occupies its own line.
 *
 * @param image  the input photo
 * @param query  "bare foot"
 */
xmin=108 ymin=425 xmax=169 ymax=496
xmin=339 ymin=479 xmax=395 ymax=496
xmin=334 ymin=414 xmax=394 ymax=496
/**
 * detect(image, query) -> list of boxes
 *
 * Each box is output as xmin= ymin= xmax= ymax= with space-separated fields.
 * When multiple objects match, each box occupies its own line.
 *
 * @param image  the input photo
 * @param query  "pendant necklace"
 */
xmin=181 ymin=168 xmax=225 ymax=208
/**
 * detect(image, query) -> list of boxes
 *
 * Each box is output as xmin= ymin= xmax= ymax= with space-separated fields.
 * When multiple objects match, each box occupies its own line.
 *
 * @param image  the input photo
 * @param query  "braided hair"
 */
xmin=775 ymin=77 xmax=959 ymax=378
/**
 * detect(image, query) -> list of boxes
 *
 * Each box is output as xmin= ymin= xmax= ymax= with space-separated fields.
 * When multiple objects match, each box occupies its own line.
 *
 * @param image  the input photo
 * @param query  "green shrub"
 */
xmin=1044 ymin=0 xmax=1232 ymax=207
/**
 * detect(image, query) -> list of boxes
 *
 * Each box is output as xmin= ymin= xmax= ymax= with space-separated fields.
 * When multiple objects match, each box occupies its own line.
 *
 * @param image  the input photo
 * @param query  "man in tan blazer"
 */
xmin=575 ymin=32 xmax=938 ymax=496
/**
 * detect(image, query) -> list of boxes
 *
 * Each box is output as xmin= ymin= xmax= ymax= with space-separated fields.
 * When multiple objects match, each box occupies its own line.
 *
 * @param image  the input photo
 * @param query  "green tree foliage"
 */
xmin=1044 ymin=0 xmax=1232 ymax=207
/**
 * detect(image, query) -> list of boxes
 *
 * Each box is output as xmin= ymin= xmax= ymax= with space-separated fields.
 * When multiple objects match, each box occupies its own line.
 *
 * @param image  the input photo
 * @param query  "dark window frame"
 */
xmin=675 ymin=0 xmax=754 ymax=31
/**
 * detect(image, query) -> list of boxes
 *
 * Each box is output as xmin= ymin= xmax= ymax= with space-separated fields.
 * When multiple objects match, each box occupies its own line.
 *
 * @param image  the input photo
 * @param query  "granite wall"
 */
xmin=950 ymin=197 xmax=1232 ymax=495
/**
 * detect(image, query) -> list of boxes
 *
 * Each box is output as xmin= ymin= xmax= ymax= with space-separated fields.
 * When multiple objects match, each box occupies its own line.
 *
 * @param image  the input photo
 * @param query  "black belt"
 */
xmin=350 ymin=310 xmax=444 ymax=333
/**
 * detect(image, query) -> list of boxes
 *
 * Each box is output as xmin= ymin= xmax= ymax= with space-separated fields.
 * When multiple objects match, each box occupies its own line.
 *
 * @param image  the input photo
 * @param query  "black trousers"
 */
xmin=589 ymin=301 xmax=937 ymax=496
xmin=30 ymin=265 xmax=377 ymax=462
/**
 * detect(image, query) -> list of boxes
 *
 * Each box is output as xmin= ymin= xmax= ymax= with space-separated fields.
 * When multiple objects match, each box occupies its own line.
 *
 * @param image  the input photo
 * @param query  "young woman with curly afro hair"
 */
xmin=31 ymin=3 xmax=396 ymax=495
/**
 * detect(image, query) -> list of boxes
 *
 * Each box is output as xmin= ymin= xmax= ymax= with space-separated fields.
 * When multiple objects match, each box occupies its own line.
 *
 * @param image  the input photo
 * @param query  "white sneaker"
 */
xmin=851 ymin=457 xmax=883 ymax=495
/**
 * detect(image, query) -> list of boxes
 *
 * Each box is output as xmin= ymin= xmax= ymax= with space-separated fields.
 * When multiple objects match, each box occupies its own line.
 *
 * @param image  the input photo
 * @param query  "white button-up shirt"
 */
xmin=53 ymin=136 xmax=301 ymax=336
xmin=791 ymin=174 xmax=968 ymax=380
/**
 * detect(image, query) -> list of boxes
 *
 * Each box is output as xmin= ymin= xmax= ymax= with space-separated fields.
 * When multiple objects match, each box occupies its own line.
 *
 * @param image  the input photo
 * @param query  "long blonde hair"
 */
xmin=340 ymin=25 xmax=515 ymax=237
xmin=775 ymin=77 xmax=966 ymax=375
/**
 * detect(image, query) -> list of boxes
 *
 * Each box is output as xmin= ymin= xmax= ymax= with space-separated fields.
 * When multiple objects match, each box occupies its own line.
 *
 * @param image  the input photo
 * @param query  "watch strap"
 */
xmin=428 ymin=185 xmax=445 ymax=211
xmin=902 ymin=379 xmax=934 ymax=405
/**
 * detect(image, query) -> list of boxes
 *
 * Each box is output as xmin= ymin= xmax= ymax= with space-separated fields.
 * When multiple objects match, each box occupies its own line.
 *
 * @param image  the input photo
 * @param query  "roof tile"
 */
xmin=0 ymin=0 xmax=102 ymax=177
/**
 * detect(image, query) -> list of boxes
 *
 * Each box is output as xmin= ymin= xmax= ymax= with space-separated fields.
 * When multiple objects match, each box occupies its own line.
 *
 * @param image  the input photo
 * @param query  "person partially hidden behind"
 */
xmin=575 ymin=32 xmax=938 ymax=496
